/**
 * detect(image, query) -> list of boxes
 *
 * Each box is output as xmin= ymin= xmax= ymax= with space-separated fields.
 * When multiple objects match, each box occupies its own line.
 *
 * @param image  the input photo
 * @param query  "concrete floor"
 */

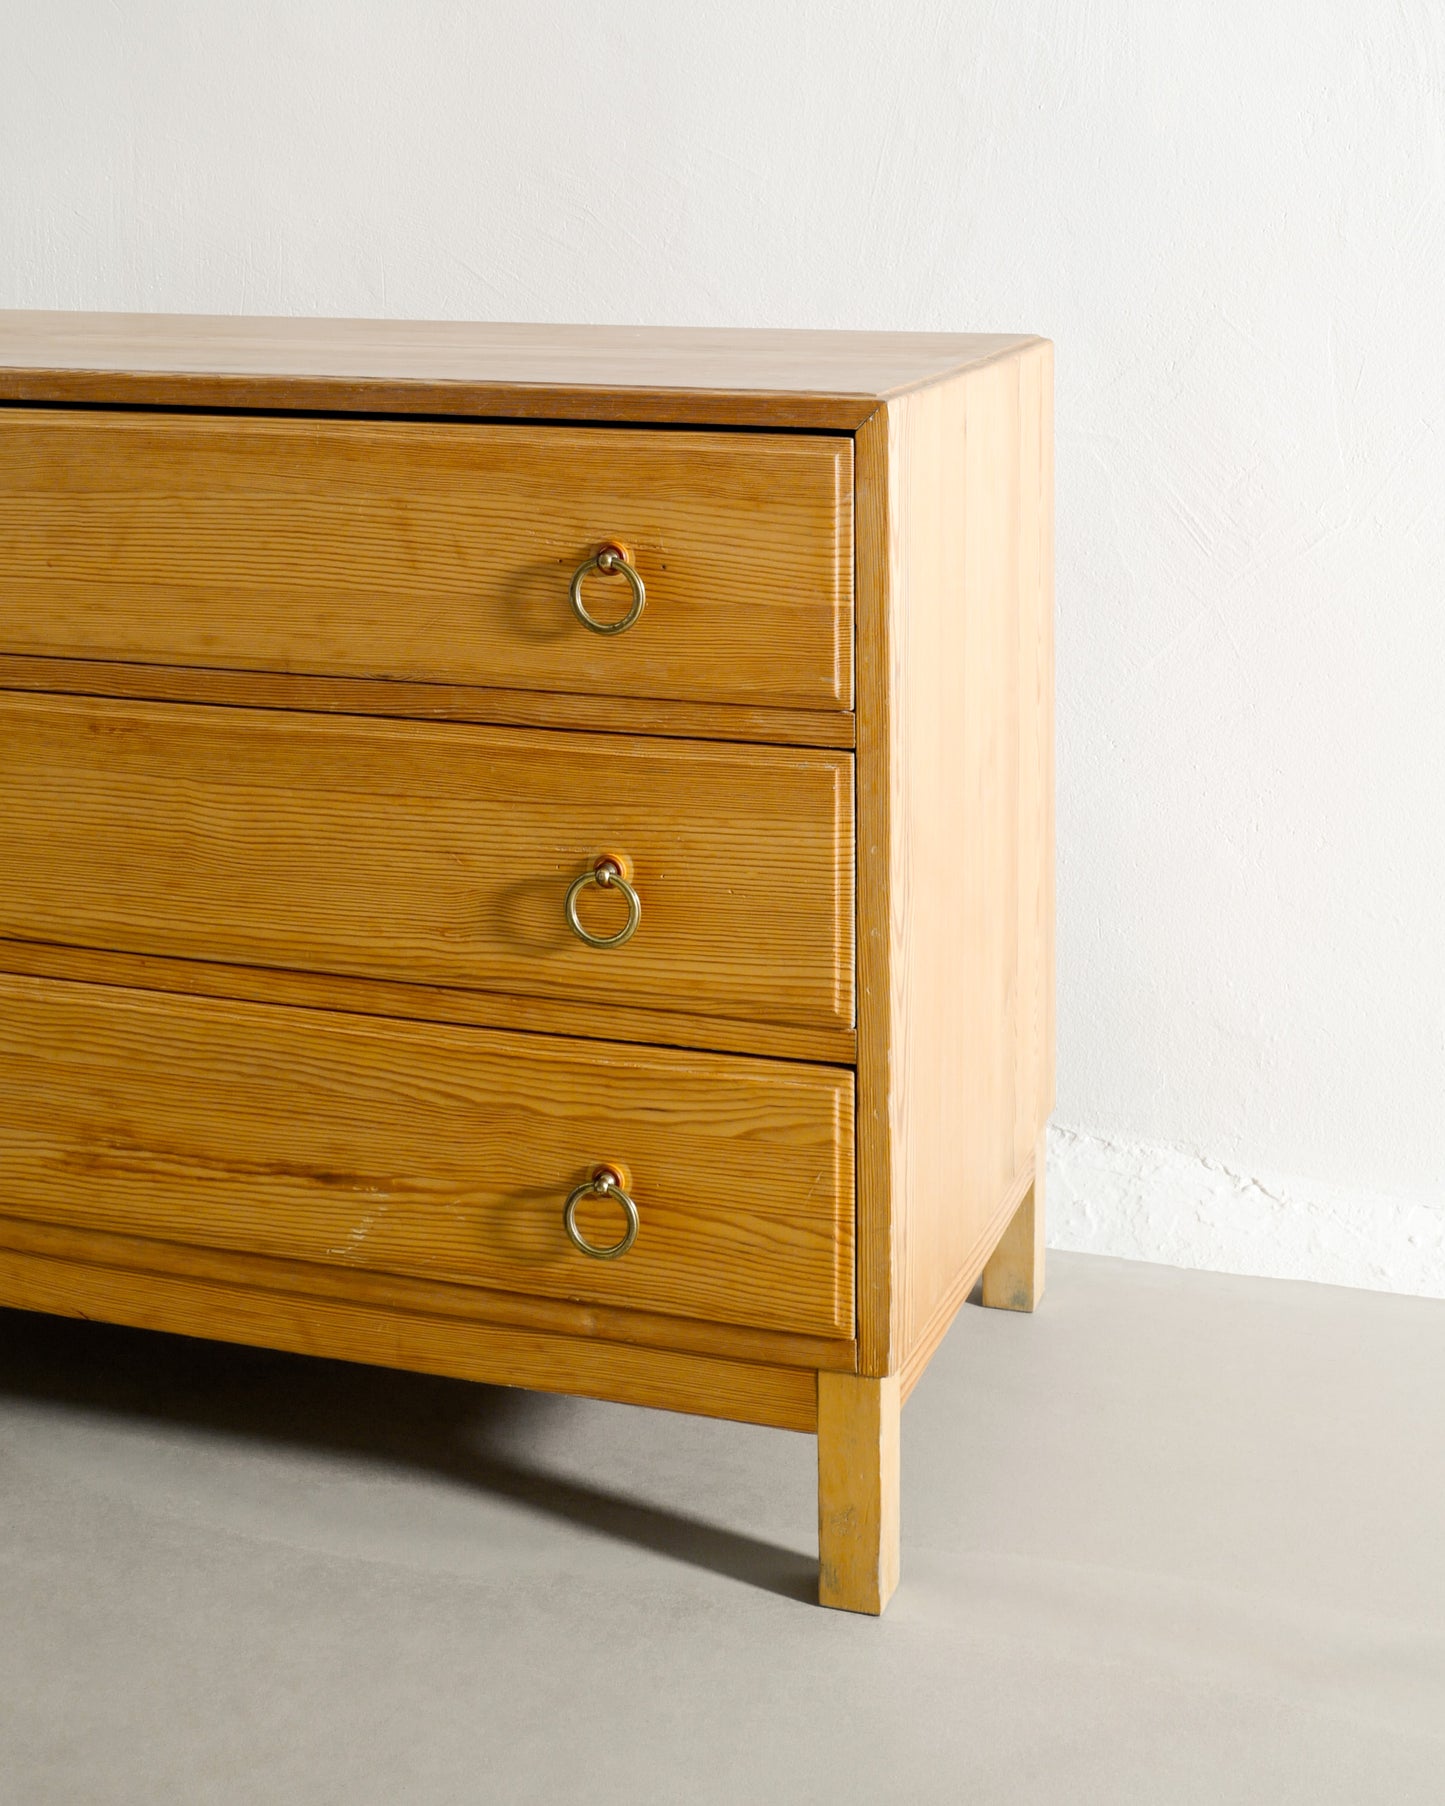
xmin=0 ymin=1253 xmax=1441 ymax=1804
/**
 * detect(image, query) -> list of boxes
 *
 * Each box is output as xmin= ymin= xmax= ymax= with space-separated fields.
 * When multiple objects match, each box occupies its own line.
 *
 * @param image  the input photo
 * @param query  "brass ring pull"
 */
xmin=569 ymin=545 xmax=646 ymax=635
xmin=563 ymin=1167 xmax=639 ymax=1260
xmin=565 ymin=857 xmax=641 ymax=949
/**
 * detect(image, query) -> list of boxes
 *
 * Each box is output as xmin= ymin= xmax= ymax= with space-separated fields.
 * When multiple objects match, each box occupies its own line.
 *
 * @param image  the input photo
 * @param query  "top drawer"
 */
xmin=0 ymin=409 xmax=853 ymax=711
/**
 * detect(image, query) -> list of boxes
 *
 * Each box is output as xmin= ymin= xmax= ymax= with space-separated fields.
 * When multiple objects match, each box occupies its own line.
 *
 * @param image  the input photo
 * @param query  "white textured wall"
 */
xmin=4 ymin=3 xmax=1443 ymax=1293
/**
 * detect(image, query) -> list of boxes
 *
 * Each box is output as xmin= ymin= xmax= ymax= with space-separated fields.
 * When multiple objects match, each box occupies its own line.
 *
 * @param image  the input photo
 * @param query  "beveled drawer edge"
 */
xmin=0 ymin=939 xmax=858 ymax=1068
xmin=0 ymin=656 xmax=857 ymax=751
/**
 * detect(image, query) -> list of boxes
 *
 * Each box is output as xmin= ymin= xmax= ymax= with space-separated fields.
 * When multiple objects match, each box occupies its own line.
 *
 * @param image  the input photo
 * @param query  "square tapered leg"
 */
xmin=817 ymin=1370 xmax=900 ymax=1614
xmin=981 ymin=1133 xmax=1047 ymax=1312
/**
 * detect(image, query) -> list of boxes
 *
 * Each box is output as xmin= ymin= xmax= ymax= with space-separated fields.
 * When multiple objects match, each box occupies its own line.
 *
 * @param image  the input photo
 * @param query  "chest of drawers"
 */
xmin=0 ymin=313 xmax=1052 ymax=1614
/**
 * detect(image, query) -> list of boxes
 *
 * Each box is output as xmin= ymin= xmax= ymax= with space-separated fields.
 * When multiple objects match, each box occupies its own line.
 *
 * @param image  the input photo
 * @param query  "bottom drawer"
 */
xmin=0 ymin=974 xmax=854 ymax=1340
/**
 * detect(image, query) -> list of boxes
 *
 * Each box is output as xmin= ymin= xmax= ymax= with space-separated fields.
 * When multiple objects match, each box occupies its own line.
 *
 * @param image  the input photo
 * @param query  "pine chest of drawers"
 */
xmin=0 ymin=313 xmax=1052 ymax=1614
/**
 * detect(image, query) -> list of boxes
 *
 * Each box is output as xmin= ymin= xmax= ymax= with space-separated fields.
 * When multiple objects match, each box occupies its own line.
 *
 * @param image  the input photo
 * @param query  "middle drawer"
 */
xmin=0 ymin=693 xmax=854 ymax=1035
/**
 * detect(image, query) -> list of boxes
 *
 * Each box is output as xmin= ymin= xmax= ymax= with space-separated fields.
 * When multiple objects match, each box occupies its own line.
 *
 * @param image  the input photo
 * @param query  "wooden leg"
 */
xmin=817 ymin=1370 xmax=900 ymax=1615
xmin=981 ymin=1132 xmax=1047 ymax=1312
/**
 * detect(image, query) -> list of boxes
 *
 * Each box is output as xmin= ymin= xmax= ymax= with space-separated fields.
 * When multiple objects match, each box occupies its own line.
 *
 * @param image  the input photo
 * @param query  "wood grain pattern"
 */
xmin=0 ymin=1214 xmax=858 ymax=1373
xmin=0 ymin=655 xmax=856 ymax=751
xmin=897 ymin=1160 xmax=1033 ymax=1404
xmin=0 ymin=311 xmax=1044 ymax=429
xmin=817 ymin=1371 xmax=900 ymax=1614
xmin=0 ymin=693 xmax=854 ymax=1035
xmin=0 ymin=408 xmax=852 ymax=710
xmin=853 ymin=340 xmax=1055 ymax=1379
xmin=0 ymin=939 xmax=857 ymax=1068
xmin=0 ymin=1244 xmax=819 ymax=1432
xmin=0 ymin=973 xmax=855 ymax=1338
xmin=981 ymin=1132 xmax=1046 ymax=1313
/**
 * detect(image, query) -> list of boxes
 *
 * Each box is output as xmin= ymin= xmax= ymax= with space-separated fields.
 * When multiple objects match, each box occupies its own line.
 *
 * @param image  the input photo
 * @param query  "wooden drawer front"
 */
xmin=0 ymin=409 xmax=853 ymax=711
xmin=0 ymin=694 xmax=854 ymax=1035
xmin=0 ymin=976 xmax=855 ymax=1338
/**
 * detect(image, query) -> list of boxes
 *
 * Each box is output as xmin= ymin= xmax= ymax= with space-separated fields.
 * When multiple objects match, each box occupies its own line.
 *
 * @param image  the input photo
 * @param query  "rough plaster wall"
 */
xmin=3 ymin=2 xmax=1443 ymax=1291
xmin=1048 ymin=1126 xmax=1445 ymax=1299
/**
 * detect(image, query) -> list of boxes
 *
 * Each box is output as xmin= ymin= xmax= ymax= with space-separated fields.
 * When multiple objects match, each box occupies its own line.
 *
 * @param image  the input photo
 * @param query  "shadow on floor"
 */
xmin=0 ymin=1306 xmax=815 ymax=1603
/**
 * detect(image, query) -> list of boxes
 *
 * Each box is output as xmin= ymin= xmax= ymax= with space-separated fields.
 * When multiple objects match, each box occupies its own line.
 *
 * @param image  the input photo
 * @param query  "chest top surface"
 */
xmin=0 ymin=310 xmax=1042 ymax=428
